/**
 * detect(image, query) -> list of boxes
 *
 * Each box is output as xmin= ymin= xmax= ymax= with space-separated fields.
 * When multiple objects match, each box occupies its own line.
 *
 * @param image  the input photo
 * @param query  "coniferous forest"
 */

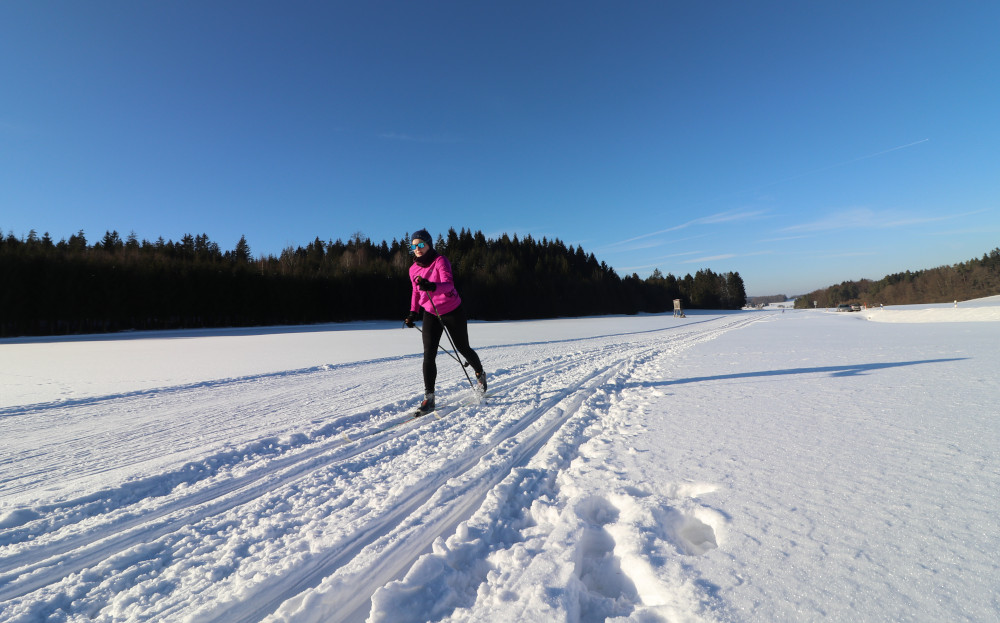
xmin=1 ymin=228 xmax=746 ymax=337
xmin=793 ymin=248 xmax=1000 ymax=309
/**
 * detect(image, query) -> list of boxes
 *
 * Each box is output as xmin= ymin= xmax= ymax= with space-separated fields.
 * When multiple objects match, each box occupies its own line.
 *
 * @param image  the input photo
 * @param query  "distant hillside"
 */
xmin=794 ymin=247 xmax=1000 ymax=309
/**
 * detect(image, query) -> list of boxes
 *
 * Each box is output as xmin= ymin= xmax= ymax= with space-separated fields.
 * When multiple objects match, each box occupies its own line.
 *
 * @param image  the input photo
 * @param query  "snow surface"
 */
xmin=2 ymin=301 xmax=999 ymax=622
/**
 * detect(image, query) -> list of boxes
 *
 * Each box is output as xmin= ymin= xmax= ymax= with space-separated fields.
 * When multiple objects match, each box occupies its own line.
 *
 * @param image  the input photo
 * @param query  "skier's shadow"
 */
xmin=638 ymin=357 xmax=967 ymax=387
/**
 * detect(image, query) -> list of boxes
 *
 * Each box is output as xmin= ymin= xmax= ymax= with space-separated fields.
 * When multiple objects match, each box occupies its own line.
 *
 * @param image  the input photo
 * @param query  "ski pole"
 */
xmin=426 ymin=296 xmax=478 ymax=391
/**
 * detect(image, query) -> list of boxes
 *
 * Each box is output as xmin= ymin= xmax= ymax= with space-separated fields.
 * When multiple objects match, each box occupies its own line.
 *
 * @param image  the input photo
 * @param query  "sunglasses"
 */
xmin=411 ymin=242 xmax=427 ymax=250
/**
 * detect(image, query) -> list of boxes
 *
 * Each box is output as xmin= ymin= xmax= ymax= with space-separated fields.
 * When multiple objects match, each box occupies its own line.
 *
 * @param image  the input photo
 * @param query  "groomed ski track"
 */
xmin=1 ymin=313 xmax=768 ymax=622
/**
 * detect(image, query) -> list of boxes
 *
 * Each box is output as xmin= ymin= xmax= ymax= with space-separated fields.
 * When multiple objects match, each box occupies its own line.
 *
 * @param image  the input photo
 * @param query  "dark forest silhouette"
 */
xmin=2 ymin=227 xmax=746 ymax=337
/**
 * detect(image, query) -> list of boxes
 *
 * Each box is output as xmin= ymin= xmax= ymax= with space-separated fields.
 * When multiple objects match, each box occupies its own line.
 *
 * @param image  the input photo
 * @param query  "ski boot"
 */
xmin=414 ymin=392 xmax=435 ymax=417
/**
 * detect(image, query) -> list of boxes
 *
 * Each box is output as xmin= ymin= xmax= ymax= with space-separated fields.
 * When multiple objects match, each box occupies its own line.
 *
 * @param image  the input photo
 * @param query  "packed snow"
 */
xmin=2 ymin=299 xmax=999 ymax=622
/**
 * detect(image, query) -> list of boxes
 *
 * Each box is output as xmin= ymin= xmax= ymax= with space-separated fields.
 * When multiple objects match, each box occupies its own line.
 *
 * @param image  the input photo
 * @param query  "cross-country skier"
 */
xmin=403 ymin=228 xmax=487 ymax=415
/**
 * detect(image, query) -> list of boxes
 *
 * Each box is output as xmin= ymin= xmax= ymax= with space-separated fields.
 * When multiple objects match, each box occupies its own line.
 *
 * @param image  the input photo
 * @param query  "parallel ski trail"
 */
xmin=0 ymin=314 xmax=767 ymax=622
xmin=0 ymin=348 xmax=591 ymax=570
xmin=1 ymin=341 xmax=613 ymax=602
xmin=219 ymin=362 xmax=627 ymax=623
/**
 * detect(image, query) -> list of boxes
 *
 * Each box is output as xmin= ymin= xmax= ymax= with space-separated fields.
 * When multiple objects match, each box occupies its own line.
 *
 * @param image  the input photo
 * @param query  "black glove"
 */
xmin=417 ymin=277 xmax=437 ymax=292
xmin=404 ymin=310 xmax=419 ymax=328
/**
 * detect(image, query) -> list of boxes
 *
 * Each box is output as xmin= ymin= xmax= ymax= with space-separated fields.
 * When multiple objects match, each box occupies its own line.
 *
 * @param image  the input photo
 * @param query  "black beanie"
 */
xmin=412 ymin=229 xmax=432 ymax=246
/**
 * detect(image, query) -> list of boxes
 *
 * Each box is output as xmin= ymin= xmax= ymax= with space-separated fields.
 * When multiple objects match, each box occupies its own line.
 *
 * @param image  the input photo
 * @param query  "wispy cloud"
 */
xmin=607 ymin=209 xmax=770 ymax=249
xmin=697 ymin=210 xmax=770 ymax=225
xmin=681 ymin=250 xmax=774 ymax=264
xmin=661 ymin=249 xmax=706 ymax=258
xmin=781 ymin=208 xmax=986 ymax=234
xmin=599 ymin=233 xmax=712 ymax=255
xmin=821 ymin=250 xmax=878 ymax=259
xmin=623 ymin=249 xmax=773 ymax=272
xmin=758 ymin=139 xmax=931 ymax=190
xmin=682 ymin=254 xmax=736 ymax=263
xmin=757 ymin=234 xmax=812 ymax=243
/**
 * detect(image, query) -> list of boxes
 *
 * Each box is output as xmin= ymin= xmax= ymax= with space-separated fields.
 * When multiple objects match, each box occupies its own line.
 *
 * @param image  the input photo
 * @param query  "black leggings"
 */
xmin=421 ymin=305 xmax=483 ymax=394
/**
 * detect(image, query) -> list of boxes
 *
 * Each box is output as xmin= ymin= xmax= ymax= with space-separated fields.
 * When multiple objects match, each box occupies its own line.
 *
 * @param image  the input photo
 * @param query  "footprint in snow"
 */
xmin=573 ymin=496 xmax=640 ymax=621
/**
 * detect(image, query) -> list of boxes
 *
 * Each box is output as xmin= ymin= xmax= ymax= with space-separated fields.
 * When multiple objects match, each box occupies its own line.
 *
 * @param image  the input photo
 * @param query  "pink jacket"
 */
xmin=409 ymin=254 xmax=462 ymax=315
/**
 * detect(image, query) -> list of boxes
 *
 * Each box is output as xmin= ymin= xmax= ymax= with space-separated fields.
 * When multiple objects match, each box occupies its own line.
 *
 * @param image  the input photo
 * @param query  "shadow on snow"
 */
xmin=645 ymin=358 xmax=968 ymax=387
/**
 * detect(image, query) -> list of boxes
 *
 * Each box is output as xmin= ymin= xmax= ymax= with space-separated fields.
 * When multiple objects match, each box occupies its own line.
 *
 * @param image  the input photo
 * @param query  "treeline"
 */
xmin=1 ymin=227 xmax=746 ymax=337
xmin=794 ymin=247 xmax=1000 ymax=309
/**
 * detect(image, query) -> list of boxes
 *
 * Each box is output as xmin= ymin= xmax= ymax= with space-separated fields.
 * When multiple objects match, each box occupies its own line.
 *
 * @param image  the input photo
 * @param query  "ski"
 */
xmin=372 ymin=390 xmax=495 ymax=434
xmin=411 ymin=407 xmax=436 ymax=418
xmin=405 ymin=390 xmax=492 ymax=419
xmin=383 ymin=403 xmax=450 ymax=430
xmin=381 ymin=409 xmax=440 ymax=431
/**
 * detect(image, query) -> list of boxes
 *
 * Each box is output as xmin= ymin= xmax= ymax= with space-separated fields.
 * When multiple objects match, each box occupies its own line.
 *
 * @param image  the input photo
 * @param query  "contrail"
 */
xmin=765 ymin=139 xmax=930 ymax=187
xmin=856 ymin=138 xmax=930 ymax=160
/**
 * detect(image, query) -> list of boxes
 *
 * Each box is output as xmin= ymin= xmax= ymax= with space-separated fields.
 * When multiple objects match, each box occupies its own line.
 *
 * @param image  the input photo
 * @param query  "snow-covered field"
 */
xmin=2 ymin=299 xmax=999 ymax=622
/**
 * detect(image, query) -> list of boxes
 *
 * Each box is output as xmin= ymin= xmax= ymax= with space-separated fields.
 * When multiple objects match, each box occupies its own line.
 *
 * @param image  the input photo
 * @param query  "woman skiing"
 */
xmin=404 ymin=228 xmax=486 ymax=415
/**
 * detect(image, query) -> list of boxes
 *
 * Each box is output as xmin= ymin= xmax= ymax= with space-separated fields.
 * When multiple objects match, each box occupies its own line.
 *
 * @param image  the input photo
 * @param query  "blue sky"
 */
xmin=2 ymin=1 xmax=998 ymax=296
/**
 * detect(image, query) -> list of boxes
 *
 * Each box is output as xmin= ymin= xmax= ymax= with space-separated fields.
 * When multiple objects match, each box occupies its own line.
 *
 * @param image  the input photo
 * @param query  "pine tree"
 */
xmin=234 ymin=235 xmax=252 ymax=263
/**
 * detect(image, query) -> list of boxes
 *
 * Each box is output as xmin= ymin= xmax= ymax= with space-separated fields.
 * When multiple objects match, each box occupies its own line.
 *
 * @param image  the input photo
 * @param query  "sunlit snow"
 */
xmin=2 ymin=298 xmax=998 ymax=622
